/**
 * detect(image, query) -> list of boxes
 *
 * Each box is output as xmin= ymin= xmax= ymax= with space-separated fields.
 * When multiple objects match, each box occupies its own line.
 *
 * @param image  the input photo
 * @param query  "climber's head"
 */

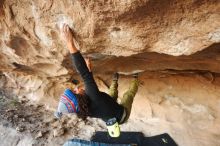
xmin=54 ymin=88 xmax=89 ymax=120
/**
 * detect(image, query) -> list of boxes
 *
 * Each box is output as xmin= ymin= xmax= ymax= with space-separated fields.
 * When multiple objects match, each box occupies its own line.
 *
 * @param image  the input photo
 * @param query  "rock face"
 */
xmin=0 ymin=0 xmax=219 ymax=100
xmin=0 ymin=1 xmax=220 ymax=146
xmin=0 ymin=0 xmax=220 ymax=70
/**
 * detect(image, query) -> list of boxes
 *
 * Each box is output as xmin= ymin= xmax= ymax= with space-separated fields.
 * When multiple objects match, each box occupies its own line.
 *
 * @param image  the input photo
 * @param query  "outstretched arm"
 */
xmin=62 ymin=24 xmax=99 ymax=100
xmin=63 ymin=24 xmax=92 ymax=72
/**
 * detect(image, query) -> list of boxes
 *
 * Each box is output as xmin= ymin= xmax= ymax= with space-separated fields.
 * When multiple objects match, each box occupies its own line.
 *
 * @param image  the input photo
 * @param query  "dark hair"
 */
xmin=76 ymin=94 xmax=89 ymax=120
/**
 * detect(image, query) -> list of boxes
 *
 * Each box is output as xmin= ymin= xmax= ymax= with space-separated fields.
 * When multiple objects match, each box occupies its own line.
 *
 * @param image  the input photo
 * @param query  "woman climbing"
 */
xmin=55 ymin=24 xmax=139 ymax=136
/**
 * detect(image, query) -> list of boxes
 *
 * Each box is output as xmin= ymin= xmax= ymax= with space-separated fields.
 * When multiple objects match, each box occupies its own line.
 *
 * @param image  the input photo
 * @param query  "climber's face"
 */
xmin=73 ymin=86 xmax=85 ymax=95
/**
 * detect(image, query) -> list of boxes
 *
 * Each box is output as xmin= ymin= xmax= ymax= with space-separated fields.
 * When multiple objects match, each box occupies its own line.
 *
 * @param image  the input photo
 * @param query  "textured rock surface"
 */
xmin=0 ymin=0 xmax=220 ymax=146
xmin=0 ymin=0 xmax=219 ymax=101
xmin=0 ymin=0 xmax=220 ymax=71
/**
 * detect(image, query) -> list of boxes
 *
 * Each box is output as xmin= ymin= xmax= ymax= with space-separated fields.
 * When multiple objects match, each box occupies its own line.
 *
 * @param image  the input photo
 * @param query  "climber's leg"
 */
xmin=108 ymin=73 xmax=119 ymax=101
xmin=120 ymin=75 xmax=139 ymax=122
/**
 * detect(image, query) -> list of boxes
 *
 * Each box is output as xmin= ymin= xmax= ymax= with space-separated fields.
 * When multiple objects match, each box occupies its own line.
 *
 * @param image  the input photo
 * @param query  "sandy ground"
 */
xmin=1 ymin=72 xmax=220 ymax=146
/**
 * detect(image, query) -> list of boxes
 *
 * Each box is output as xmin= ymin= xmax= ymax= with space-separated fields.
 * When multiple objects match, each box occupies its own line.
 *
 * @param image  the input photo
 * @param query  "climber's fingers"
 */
xmin=62 ymin=24 xmax=69 ymax=34
xmin=65 ymin=25 xmax=69 ymax=33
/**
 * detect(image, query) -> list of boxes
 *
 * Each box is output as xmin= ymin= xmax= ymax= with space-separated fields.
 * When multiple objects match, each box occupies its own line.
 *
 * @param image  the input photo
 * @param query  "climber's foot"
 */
xmin=132 ymin=73 xmax=138 ymax=79
xmin=113 ymin=72 xmax=119 ymax=81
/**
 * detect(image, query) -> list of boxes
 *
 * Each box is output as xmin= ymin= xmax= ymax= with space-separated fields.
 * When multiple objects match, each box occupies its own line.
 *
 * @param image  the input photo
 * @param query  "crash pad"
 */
xmin=91 ymin=132 xmax=178 ymax=146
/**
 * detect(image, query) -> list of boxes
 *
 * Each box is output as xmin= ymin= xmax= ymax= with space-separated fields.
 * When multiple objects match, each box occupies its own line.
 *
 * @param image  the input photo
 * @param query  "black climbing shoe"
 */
xmin=132 ymin=73 xmax=138 ymax=79
xmin=113 ymin=72 xmax=119 ymax=81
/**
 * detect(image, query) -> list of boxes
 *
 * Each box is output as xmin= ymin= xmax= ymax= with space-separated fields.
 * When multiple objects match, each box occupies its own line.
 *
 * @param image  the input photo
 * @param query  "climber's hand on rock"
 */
xmin=62 ymin=24 xmax=78 ymax=53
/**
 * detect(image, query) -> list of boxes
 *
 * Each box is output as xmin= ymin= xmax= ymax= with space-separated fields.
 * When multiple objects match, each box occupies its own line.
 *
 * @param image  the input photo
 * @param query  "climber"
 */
xmin=54 ymin=24 xmax=139 ymax=134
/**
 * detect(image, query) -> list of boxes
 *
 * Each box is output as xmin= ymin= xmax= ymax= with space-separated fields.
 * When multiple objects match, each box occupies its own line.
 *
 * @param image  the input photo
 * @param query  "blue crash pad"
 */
xmin=63 ymin=139 xmax=134 ymax=146
xmin=63 ymin=131 xmax=178 ymax=146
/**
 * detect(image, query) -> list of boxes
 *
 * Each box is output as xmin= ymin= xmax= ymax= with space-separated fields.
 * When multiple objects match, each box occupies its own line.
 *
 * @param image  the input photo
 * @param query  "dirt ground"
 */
xmin=0 ymin=91 xmax=105 ymax=146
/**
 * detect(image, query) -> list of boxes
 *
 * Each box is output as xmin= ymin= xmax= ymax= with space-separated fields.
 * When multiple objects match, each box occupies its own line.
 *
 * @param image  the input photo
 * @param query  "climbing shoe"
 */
xmin=113 ymin=72 xmax=119 ymax=81
xmin=132 ymin=73 xmax=138 ymax=79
